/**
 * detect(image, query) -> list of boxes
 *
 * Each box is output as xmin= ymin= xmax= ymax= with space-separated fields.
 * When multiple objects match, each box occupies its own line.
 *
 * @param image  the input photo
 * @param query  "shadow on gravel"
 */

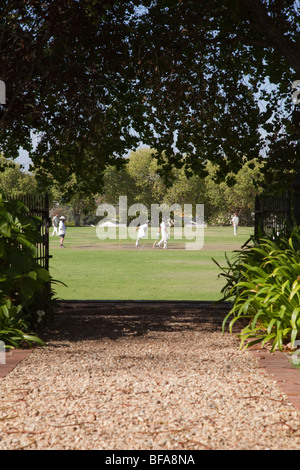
xmin=40 ymin=302 xmax=232 ymax=345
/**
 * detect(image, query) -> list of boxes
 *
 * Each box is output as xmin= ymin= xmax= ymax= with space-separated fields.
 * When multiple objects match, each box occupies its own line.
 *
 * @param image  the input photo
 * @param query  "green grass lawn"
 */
xmin=49 ymin=225 xmax=253 ymax=301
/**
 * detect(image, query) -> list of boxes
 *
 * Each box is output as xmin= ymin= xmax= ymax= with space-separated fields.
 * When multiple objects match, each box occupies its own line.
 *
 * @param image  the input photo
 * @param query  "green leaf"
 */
xmin=267 ymin=317 xmax=276 ymax=334
xmin=15 ymin=234 xmax=37 ymax=255
xmin=36 ymin=268 xmax=51 ymax=282
xmin=27 ymin=271 xmax=37 ymax=280
xmin=291 ymin=328 xmax=298 ymax=347
xmin=0 ymin=222 xmax=11 ymax=237
xmin=291 ymin=307 xmax=300 ymax=329
xmin=289 ymin=283 xmax=300 ymax=301
xmin=22 ymin=334 xmax=45 ymax=346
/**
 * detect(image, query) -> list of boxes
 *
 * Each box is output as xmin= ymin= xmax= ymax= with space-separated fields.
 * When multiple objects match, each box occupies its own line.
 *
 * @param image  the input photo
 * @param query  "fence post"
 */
xmin=0 ymin=341 xmax=6 ymax=364
xmin=254 ymin=194 xmax=260 ymax=239
xmin=293 ymin=170 xmax=300 ymax=227
xmin=286 ymin=192 xmax=292 ymax=228
xmin=44 ymin=192 xmax=50 ymax=271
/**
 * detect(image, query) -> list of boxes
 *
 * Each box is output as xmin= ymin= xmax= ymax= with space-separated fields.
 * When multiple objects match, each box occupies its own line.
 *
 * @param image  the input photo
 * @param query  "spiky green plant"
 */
xmin=215 ymin=228 xmax=300 ymax=352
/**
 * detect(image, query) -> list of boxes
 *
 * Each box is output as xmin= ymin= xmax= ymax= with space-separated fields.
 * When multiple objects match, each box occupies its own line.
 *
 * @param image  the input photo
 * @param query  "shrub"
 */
xmin=0 ymin=194 xmax=52 ymax=348
xmin=215 ymin=228 xmax=300 ymax=352
xmin=0 ymin=298 xmax=44 ymax=349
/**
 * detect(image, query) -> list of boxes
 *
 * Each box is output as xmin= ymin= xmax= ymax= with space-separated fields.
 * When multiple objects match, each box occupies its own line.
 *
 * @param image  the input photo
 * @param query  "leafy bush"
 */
xmin=0 ymin=194 xmax=52 ymax=348
xmin=0 ymin=298 xmax=44 ymax=349
xmin=215 ymin=228 xmax=300 ymax=352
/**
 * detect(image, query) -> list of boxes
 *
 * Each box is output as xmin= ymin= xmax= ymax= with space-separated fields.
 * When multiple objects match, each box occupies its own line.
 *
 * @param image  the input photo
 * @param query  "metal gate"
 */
xmin=254 ymin=170 xmax=300 ymax=238
xmin=254 ymin=192 xmax=292 ymax=238
xmin=6 ymin=193 xmax=51 ymax=270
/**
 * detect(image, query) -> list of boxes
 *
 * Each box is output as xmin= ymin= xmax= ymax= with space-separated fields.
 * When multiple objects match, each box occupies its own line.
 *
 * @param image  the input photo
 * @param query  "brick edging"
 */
xmin=0 ymin=349 xmax=33 ymax=378
xmin=249 ymin=348 xmax=300 ymax=412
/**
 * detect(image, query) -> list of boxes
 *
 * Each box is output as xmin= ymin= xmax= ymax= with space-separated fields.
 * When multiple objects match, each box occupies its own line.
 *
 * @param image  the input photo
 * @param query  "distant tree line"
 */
xmin=98 ymin=148 xmax=264 ymax=226
xmin=0 ymin=149 xmax=264 ymax=226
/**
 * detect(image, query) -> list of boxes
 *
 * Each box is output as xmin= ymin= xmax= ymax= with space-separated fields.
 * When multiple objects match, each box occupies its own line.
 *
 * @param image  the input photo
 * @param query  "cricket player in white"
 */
xmin=154 ymin=218 xmax=173 ymax=249
xmin=135 ymin=222 xmax=148 ymax=247
xmin=232 ymin=212 xmax=239 ymax=236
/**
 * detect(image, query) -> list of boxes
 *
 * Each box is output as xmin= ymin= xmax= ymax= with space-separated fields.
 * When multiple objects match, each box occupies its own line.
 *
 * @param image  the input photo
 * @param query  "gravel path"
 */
xmin=0 ymin=308 xmax=300 ymax=450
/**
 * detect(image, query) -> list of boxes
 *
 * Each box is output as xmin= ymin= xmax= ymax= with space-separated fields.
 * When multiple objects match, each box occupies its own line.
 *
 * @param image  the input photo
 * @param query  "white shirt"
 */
xmin=137 ymin=223 xmax=148 ymax=237
xmin=59 ymin=220 xmax=66 ymax=235
xmin=160 ymin=221 xmax=169 ymax=239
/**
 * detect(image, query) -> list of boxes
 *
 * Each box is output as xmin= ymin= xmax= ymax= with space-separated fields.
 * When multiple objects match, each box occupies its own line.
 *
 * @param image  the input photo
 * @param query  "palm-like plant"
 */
xmin=215 ymin=229 xmax=300 ymax=352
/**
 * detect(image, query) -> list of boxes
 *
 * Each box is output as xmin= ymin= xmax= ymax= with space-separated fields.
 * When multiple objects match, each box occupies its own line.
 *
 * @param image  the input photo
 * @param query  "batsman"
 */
xmin=153 ymin=218 xmax=174 ymax=249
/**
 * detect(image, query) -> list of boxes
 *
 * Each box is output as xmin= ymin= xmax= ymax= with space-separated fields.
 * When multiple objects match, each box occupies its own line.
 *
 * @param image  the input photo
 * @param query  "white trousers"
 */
xmin=157 ymin=236 xmax=168 ymax=249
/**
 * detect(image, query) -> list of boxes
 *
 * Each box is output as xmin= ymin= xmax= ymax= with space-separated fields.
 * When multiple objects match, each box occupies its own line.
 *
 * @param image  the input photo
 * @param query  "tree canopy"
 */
xmin=0 ymin=154 xmax=38 ymax=197
xmin=0 ymin=0 xmax=141 ymax=195
xmin=0 ymin=0 xmax=299 ymax=197
xmin=100 ymin=147 xmax=264 ymax=225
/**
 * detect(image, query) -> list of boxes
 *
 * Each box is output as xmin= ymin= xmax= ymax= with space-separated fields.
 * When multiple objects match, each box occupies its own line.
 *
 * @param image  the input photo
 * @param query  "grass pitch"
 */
xmin=49 ymin=225 xmax=253 ymax=301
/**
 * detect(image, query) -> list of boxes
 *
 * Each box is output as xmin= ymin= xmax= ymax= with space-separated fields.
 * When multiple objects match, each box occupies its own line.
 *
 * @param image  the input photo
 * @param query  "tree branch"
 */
xmin=240 ymin=0 xmax=300 ymax=76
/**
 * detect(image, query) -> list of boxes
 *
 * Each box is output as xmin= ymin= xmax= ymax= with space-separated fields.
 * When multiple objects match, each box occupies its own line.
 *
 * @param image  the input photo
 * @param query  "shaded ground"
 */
xmin=0 ymin=302 xmax=299 ymax=450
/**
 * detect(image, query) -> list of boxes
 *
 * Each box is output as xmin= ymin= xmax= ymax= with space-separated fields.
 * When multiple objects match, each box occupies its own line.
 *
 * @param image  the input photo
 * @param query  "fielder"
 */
xmin=154 ymin=218 xmax=173 ymax=249
xmin=135 ymin=222 xmax=149 ymax=247
xmin=52 ymin=214 xmax=59 ymax=236
xmin=232 ymin=212 xmax=239 ymax=236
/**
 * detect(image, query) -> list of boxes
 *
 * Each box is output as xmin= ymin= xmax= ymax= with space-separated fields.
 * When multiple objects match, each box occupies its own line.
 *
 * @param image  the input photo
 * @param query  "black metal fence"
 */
xmin=5 ymin=193 xmax=51 ymax=270
xmin=254 ymin=192 xmax=293 ymax=238
xmin=254 ymin=170 xmax=300 ymax=238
